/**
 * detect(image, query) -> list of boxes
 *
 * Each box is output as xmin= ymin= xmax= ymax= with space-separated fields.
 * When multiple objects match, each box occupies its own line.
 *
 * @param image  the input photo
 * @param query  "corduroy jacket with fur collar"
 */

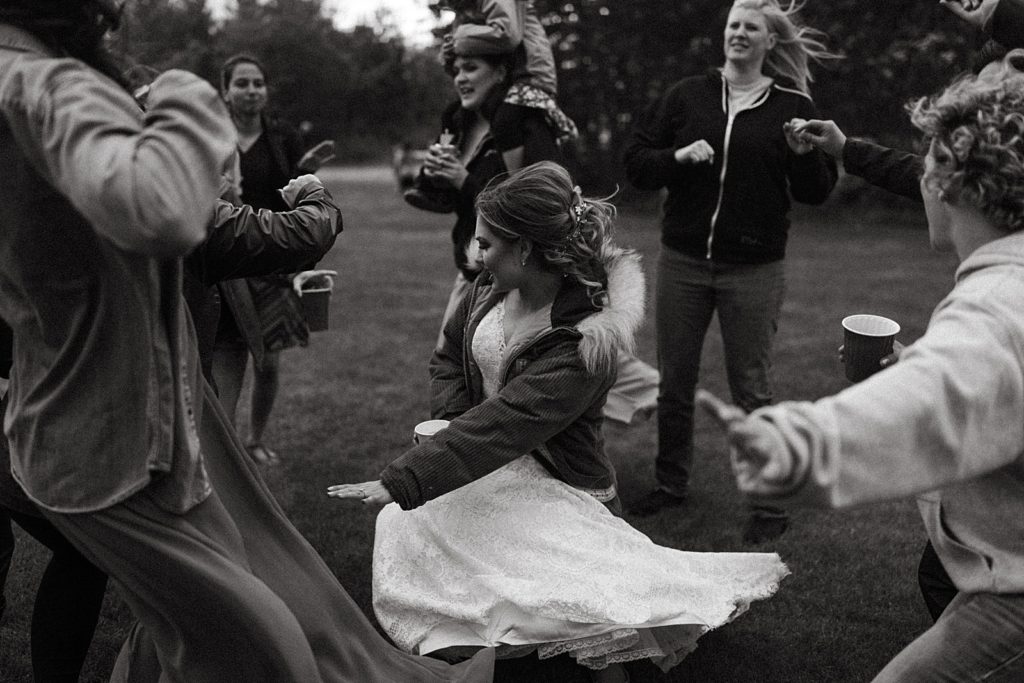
xmin=380 ymin=250 xmax=646 ymax=510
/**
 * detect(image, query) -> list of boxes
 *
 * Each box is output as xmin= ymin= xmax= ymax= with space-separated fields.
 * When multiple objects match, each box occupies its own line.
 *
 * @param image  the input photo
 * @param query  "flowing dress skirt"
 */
xmin=101 ymin=384 xmax=494 ymax=682
xmin=374 ymin=455 xmax=788 ymax=672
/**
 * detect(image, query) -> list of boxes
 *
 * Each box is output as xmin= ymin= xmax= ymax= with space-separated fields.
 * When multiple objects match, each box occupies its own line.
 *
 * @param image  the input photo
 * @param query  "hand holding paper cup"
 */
xmin=413 ymin=419 xmax=450 ymax=445
xmin=841 ymin=314 xmax=900 ymax=382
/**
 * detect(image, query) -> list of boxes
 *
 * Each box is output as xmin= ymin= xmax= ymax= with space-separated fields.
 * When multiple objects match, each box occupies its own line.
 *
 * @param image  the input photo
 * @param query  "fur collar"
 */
xmin=575 ymin=249 xmax=645 ymax=374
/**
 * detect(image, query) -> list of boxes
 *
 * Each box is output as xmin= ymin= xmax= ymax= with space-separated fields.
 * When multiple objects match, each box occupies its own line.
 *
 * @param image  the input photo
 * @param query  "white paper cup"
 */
xmin=413 ymin=419 xmax=450 ymax=445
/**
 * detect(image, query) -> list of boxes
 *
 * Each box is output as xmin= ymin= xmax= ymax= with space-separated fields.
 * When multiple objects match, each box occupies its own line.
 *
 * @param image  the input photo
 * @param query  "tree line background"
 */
xmin=116 ymin=0 xmax=987 ymax=190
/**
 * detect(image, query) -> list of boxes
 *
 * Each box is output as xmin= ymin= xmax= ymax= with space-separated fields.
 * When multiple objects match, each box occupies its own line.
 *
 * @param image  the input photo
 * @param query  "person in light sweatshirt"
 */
xmin=700 ymin=50 xmax=1024 ymax=682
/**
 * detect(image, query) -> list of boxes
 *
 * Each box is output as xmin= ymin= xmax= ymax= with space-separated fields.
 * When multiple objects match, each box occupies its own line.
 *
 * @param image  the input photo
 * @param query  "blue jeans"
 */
xmin=654 ymin=247 xmax=786 ymax=495
xmin=873 ymin=592 xmax=1024 ymax=682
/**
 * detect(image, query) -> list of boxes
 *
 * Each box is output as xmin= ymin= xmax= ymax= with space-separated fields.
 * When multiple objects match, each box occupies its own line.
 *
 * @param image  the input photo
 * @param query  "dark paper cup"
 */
xmin=293 ymin=270 xmax=337 ymax=333
xmin=842 ymin=314 xmax=900 ymax=383
xmin=299 ymin=287 xmax=331 ymax=332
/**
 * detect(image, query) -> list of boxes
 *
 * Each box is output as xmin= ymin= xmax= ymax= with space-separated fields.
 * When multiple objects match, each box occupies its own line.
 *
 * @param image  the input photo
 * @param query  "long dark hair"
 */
xmin=0 ymin=1 xmax=129 ymax=90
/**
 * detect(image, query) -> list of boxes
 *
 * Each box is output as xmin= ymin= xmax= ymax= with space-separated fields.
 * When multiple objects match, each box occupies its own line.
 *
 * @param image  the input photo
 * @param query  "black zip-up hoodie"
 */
xmin=624 ymin=70 xmax=837 ymax=264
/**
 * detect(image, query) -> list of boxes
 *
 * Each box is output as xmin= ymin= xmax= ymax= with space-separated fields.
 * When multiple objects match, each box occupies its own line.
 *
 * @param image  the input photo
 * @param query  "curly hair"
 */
xmin=475 ymin=161 xmax=629 ymax=307
xmin=730 ymin=0 xmax=841 ymax=94
xmin=910 ymin=50 xmax=1024 ymax=234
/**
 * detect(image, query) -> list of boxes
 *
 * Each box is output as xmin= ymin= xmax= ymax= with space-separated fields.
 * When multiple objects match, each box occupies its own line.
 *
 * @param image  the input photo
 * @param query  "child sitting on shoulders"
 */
xmin=405 ymin=0 xmax=577 ymax=213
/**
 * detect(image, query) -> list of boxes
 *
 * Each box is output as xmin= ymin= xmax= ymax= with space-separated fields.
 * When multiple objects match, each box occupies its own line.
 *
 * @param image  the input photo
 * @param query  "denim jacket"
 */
xmin=0 ymin=25 xmax=236 ymax=513
xmin=380 ymin=250 xmax=646 ymax=510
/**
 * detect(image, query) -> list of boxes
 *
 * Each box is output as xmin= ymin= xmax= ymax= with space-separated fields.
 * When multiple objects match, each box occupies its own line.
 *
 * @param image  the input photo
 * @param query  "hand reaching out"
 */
xmin=783 ymin=118 xmax=815 ymax=155
xmin=695 ymin=389 xmax=795 ymax=494
xmin=940 ymin=0 xmax=997 ymax=29
xmin=326 ymin=479 xmax=395 ymax=507
xmin=789 ymin=119 xmax=847 ymax=159
xmin=298 ymin=140 xmax=336 ymax=172
xmin=674 ymin=139 xmax=715 ymax=165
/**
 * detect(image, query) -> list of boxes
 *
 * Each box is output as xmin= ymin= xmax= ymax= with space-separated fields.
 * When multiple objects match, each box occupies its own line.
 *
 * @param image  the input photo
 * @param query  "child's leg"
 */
xmin=491 ymin=102 xmax=531 ymax=172
xmin=404 ymin=171 xmax=457 ymax=213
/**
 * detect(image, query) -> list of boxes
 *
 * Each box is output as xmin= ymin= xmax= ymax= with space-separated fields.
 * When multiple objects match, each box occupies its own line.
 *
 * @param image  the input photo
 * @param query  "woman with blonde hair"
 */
xmin=701 ymin=50 xmax=1024 ymax=681
xmin=331 ymin=161 xmax=788 ymax=680
xmin=623 ymin=1 xmax=840 ymax=542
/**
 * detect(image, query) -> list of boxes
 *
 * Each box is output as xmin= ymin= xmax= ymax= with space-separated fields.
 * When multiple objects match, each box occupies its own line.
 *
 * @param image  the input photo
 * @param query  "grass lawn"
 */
xmin=0 ymin=165 xmax=958 ymax=682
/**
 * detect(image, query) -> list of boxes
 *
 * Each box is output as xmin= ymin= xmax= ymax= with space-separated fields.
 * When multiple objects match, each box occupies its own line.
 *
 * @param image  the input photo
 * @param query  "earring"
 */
xmin=520 ymin=254 xmax=528 ymax=267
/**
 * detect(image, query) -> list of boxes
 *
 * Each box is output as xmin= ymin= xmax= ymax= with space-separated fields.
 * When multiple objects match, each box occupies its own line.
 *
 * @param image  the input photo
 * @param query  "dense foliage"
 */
xmin=534 ymin=0 xmax=983 ymax=186
xmin=114 ymin=0 xmax=993 ymax=173
xmin=116 ymin=0 xmax=452 ymax=160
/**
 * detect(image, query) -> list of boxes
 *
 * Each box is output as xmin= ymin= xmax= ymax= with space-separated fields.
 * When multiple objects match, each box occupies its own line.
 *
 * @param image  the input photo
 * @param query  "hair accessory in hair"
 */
xmin=567 ymin=185 xmax=589 ymax=240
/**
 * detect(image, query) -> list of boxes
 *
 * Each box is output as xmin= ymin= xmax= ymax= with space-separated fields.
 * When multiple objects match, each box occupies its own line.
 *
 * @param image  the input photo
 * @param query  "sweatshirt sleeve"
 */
xmin=622 ymin=87 xmax=688 ymax=191
xmin=740 ymin=290 xmax=1024 ymax=508
xmin=842 ymin=139 xmax=923 ymax=203
xmin=786 ymin=97 xmax=837 ymax=205
xmin=22 ymin=64 xmax=235 ymax=258
xmin=383 ymin=341 xmax=613 ymax=509
xmin=453 ymin=0 xmax=524 ymax=55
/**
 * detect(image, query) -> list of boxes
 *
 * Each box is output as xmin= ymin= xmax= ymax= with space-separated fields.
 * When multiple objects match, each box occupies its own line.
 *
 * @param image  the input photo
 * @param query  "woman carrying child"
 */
xmin=404 ymin=0 xmax=575 ymax=213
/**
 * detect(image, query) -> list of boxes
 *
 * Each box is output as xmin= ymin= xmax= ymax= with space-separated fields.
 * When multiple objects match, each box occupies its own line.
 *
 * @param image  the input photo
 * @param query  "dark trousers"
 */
xmin=0 ymin=507 xmax=12 ymax=618
xmin=918 ymin=539 xmax=958 ymax=622
xmin=3 ymin=506 xmax=108 ymax=683
xmin=654 ymin=248 xmax=786 ymax=494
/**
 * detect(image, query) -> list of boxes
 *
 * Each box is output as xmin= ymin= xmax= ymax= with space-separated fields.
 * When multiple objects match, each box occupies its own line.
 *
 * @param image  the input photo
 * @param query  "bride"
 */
xmin=330 ymin=161 xmax=788 ymax=677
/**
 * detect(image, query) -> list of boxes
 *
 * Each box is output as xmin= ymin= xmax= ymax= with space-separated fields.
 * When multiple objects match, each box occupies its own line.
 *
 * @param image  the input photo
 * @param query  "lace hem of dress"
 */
xmin=538 ymin=627 xmax=639 ymax=661
xmin=431 ymin=624 xmax=706 ymax=672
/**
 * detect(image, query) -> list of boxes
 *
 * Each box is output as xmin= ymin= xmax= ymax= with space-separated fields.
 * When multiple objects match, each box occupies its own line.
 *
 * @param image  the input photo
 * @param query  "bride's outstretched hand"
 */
xmin=327 ymin=480 xmax=394 ymax=507
xmin=695 ymin=389 xmax=792 ymax=493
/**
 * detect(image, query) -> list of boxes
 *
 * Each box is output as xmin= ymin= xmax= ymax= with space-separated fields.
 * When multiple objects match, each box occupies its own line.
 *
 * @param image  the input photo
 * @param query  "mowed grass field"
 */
xmin=0 ymin=165 xmax=958 ymax=682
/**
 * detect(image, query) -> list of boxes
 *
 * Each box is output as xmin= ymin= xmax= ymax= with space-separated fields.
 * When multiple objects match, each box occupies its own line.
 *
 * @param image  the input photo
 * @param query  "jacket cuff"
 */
xmin=380 ymin=467 xmax=418 ymax=510
xmin=841 ymin=138 xmax=873 ymax=174
xmin=654 ymin=148 xmax=680 ymax=180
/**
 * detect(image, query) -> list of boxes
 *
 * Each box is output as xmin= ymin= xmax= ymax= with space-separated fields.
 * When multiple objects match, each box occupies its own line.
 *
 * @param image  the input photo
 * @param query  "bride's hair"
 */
xmin=475 ymin=161 xmax=626 ymax=306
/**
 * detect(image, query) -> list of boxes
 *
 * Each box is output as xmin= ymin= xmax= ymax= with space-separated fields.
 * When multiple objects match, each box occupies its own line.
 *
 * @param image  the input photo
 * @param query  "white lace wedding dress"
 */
xmin=373 ymin=300 xmax=789 ymax=671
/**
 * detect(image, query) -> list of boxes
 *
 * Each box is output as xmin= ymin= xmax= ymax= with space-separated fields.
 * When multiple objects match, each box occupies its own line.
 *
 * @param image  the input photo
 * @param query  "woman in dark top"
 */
xmin=212 ymin=53 xmax=330 ymax=465
xmin=419 ymin=37 xmax=566 ymax=354
xmin=623 ymin=0 xmax=839 ymax=537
